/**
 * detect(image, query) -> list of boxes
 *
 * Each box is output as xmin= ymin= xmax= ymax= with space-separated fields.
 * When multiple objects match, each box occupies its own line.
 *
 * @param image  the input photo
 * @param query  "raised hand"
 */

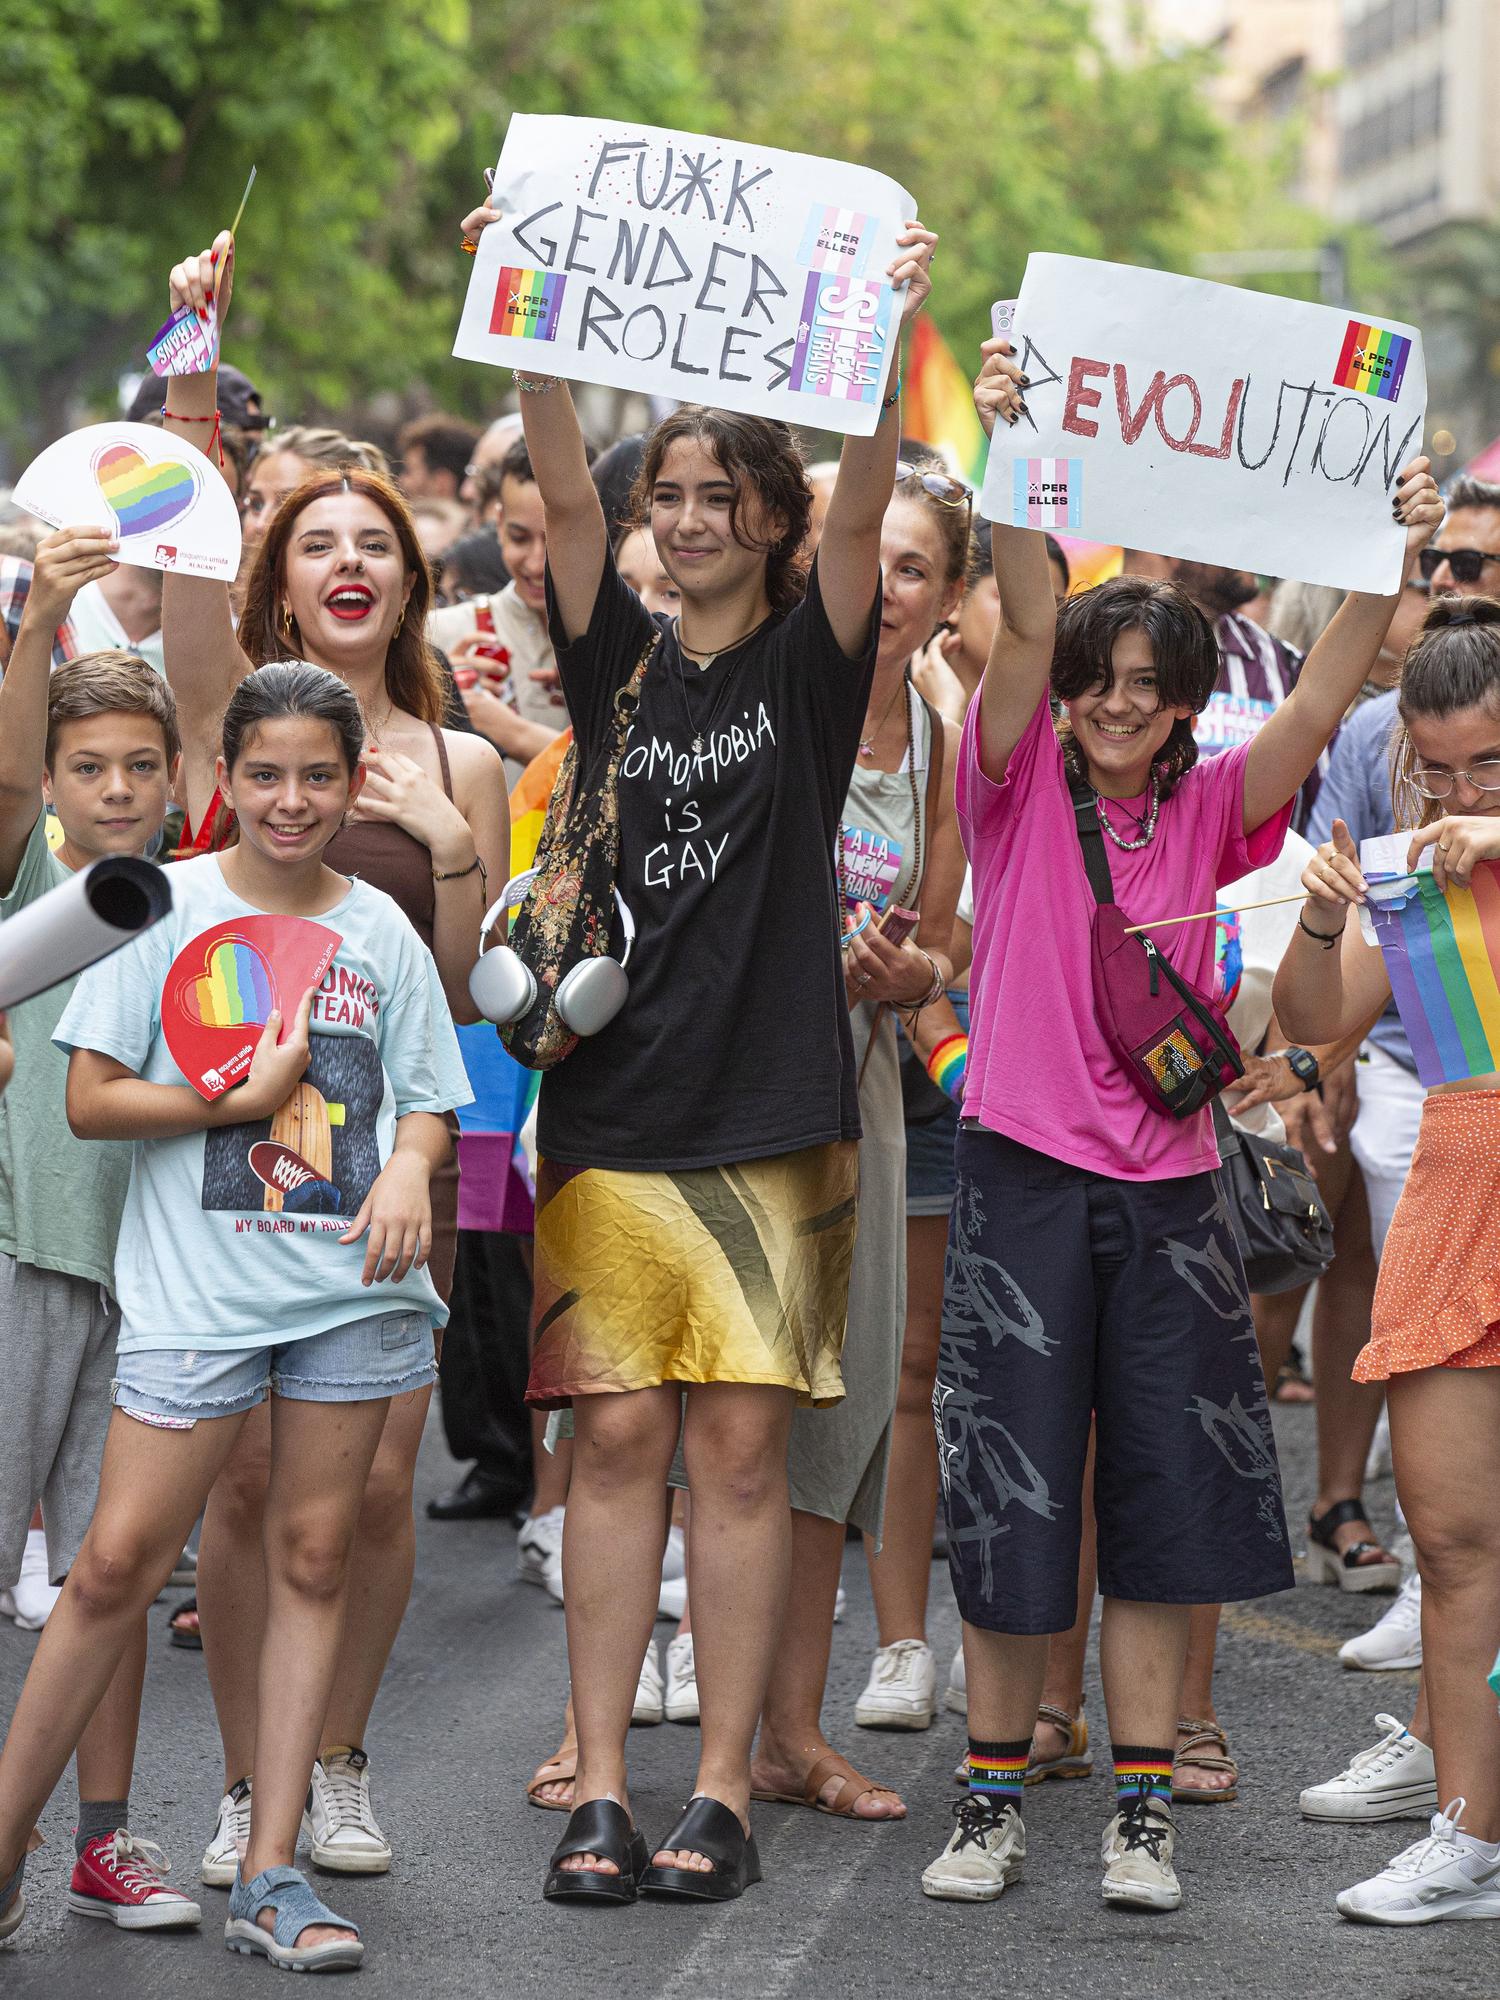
xmin=1302 ymin=818 xmax=1366 ymax=931
xmin=1407 ymin=813 xmax=1500 ymax=893
xmin=24 ymin=527 xmax=119 ymax=632
xmin=973 ymin=339 xmax=1028 ymax=438
xmin=1391 ymin=456 xmax=1442 ymax=559
xmin=167 ymin=230 xmax=235 ymax=353
xmin=888 ymin=224 xmax=938 ymax=327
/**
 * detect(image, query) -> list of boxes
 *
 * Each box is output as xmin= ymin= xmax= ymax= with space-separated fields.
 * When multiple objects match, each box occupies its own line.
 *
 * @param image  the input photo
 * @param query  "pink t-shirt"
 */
xmin=958 ymin=695 xmax=1292 ymax=1182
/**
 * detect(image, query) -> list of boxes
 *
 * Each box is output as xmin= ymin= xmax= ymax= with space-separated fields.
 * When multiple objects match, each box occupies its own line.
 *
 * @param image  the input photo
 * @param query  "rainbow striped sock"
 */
xmin=1112 ymin=1744 xmax=1174 ymax=1806
xmin=968 ymin=1737 xmax=1028 ymax=1807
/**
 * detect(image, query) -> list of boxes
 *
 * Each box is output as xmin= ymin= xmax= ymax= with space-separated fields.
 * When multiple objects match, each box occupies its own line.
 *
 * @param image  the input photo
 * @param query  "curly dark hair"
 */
xmin=1051 ymin=575 xmax=1219 ymax=799
xmin=630 ymin=407 xmax=812 ymax=615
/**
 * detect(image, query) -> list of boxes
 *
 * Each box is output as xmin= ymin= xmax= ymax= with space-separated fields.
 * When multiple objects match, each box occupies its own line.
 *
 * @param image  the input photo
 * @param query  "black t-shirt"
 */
xmin=537 ymin=549 xmax=878 ymax=1172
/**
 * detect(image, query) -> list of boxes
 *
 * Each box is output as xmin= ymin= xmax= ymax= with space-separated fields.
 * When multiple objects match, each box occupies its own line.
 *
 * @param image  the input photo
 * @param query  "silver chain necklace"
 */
xmin=1093 ymin=772 xmax=1160 ymax=851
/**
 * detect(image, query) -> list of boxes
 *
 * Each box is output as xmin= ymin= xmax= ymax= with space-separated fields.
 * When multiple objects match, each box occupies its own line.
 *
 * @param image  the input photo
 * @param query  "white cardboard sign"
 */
xmin=454 ymin=114 xmax=914 ymax=435
xmin=15 ymin=422 xmax=242 ymax=582
xmin=981 ymin=255 xmax=1426 ymax=594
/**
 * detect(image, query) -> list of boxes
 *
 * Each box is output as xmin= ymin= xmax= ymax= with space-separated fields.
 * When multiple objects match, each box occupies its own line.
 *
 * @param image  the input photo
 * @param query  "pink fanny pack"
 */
xmin=1069 ymin=775 xmax=1243 ymax=1120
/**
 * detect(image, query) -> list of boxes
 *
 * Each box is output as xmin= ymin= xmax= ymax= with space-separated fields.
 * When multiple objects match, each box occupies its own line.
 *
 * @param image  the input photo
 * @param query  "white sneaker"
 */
xmin=5 ymin=1531 xmax=59 ymax=1630
xmin=664 ymin=1632 xmax=699 ymax=1723
xmin=1337 ymin=1800 xmax=1500 ymax=1924
xmin=1101 ymin=1792 xmax=1181 ymax=1911
xmin=1339 ymin=1572 xmax=1422 ymax=1672
xmin=855 ymin=1639 xmax=937 ymax=1730
xmin=1300 ymin=1714 xmax=1438 ymax=1823
xmin=632 ymin=1643 xmax=664 ymax=1725
xmin=661 ymin=1523 xmax=686 ymax=1583
xmin=200 ymin=1778 xmax=253 ymax=1888
xmin=921 ymin=1798 xmax=1025 ymax=1901
xmin=945 ymin=1645 xmax=967 ymax=1715
xmin=303 ymin=1749 xmax=391 ymax=1873
xmin=657 ymin=1575 xmax=686 ymax=1622
xmin=516 ymin=1506 xmax=565 ymax=1602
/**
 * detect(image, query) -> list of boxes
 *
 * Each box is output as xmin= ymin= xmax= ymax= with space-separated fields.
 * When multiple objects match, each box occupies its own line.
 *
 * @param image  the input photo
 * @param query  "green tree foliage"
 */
xmin=0 ymin=0 xmax=1356 ymax=458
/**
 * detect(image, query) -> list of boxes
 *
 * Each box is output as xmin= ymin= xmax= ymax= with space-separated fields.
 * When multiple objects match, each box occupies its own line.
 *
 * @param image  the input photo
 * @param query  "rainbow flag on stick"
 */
xmin=902 ymin=316 xmax=988 ymax=486
xmin=1362 ymin=839 xmax=1500 ymax=1086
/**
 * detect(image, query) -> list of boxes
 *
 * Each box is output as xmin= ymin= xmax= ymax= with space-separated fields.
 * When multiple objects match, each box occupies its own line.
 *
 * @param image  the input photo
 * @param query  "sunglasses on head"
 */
xmin=894 ymin=461 xmax=971 ymax=508
xmin=1417 ymin=545 xmax=1500 ymax=585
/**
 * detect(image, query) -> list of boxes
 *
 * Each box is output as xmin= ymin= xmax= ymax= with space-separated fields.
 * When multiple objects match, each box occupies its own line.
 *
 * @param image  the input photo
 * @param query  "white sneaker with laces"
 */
xmin=516 ymin=1506 xmax=565 ymax=1601
xmin=1337 ymin=1799 xmax=1500 ymax=1924
xmin=945 ymin=1645 xmax=967 ymax=1715
xmin=200 ymin=1778 xmax=253 ymax=1887
xmin=5 ymin=1531 xmax=59 ymax=1630
xmin=664 ymin=1632 xmax=698 ymax=1723
xmin=921 ymin=1797 xmax=1025 ymax=1901
xmin=304 ymin=1749 xmax=392 ymax=1873
xmin=632 ymin=1643 xmax=664 ymax=1725
xmin=1299 ymin=1713 xmax=1438 ymax=1823
xmin=855 ymin=1639 xmax=937 ymax=1730
xmin=1339 ymin=1572 xmax=1422 ymax=1672
xmin=1101 ymin=1790 xmax=1181 ymax=1911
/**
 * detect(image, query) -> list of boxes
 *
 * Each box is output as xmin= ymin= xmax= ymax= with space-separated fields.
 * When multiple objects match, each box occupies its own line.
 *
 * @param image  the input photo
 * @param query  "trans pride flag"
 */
xmin=1362 ymin=839 xmax=1500 ymax=1087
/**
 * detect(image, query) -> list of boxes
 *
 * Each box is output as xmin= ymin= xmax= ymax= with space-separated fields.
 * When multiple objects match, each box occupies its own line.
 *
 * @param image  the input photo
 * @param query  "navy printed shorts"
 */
xmin=936 ymin=1124 xmax=1295 ymax=1634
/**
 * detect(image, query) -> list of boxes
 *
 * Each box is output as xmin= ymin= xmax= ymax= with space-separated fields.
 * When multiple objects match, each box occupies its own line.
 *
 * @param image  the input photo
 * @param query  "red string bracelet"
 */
xmin=163 ymin=407 xmax=223 ymax=468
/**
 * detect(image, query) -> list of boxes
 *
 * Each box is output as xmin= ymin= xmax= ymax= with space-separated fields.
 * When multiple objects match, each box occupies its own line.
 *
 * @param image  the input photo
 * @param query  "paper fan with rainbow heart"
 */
xmin=163 ymin=915 xmax=343 ymax=1102
xmin=14 ymin=421 xmax=241 ymax=583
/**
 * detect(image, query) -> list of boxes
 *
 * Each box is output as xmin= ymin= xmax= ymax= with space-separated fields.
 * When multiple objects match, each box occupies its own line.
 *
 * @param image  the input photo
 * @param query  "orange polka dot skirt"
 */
xmin=1357 ymin=1089 xmax=1500 ymax=1382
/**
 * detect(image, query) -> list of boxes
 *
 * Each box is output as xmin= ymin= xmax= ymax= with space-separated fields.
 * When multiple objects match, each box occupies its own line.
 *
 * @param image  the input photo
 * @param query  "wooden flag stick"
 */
xmin=1125 ymin=891 xmax=1311 ymax=936
xmin=229 ymin=166 xmax=257 ymax=241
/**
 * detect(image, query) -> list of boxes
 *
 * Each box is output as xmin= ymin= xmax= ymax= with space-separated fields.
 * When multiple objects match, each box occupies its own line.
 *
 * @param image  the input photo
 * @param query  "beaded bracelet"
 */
xmin=881 ymin=373 xmax=903 ymax=412
xmin=926 ymin=1032 xmax=968 ymax=1102
xmin=515 ymin=373 xmax=563 ymax=396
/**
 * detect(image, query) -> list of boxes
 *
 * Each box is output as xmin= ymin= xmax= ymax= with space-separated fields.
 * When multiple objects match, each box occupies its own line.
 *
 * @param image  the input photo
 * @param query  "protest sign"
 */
xmin=15 ymin=422 xmax=241 ymax=582
xmin=454 ymin=115 xmax=914 ymax=434
xmin=981 ymin=256 xmax=1426 ymax=594
xmin=1359 ymin=836 xmax=1500 ymax=1087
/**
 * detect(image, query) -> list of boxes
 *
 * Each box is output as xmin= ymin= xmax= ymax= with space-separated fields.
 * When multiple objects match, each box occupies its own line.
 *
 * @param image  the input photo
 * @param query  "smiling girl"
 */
xmin=1273 ymin=595 xmax=1500 ymax=1926
xmin=919 ymin=334 xmax=1440 ymax=1916
xmin=157 ymin=232 xmax=507 ymax=1890
xmin=0 ymin=663 xmax=470 ymax=1970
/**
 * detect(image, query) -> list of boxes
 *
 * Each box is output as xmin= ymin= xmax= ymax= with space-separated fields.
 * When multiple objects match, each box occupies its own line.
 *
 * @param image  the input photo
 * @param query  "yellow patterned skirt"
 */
xmin=526 ymin=1142 xmax=858 ymax=1410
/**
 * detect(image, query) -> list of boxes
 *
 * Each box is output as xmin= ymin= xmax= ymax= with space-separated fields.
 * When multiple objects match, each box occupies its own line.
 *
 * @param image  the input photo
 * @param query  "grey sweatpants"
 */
xmin=0 ymin=1252 xmax=119 ymax=1587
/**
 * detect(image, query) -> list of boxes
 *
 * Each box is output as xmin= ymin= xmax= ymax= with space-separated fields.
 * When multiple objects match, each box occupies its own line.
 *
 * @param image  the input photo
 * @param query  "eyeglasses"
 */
xmin=1417 ymin=545 xmax=1500 ymax=585
xmin=1410 ymin=759 xmax=1500 ymax=799
xmin=895 ymin=461 xmax=971 ymax=508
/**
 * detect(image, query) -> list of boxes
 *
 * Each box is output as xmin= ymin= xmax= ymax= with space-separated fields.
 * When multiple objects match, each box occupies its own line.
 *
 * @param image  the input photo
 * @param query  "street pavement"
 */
xmin=0 ymin=1400 xmax=1486 ymax=1999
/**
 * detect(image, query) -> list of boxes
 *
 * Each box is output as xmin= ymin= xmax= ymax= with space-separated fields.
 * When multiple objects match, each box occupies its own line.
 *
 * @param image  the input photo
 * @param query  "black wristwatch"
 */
xmin=1277 ymin=1046 xmax=1321 ymax=1092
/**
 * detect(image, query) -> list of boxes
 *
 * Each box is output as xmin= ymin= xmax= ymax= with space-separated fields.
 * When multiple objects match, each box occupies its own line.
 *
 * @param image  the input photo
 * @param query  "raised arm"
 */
xmin=971 ymin=341 xmax=1058 ymax=781
xmin=817 ymin=225 xmax=937 ymax=657
xmin=157 ymin=229 xmax=255 ymax=828
xmin=0 ymin=527 xmax=119 ymax=887
xmin=1271 ymin=819 xmax=1392 ymax=1046
xmin=460 ymin=201 xmax=606 ymax=641
xmin=1242 ymin=460 xmax=1442 ymax=834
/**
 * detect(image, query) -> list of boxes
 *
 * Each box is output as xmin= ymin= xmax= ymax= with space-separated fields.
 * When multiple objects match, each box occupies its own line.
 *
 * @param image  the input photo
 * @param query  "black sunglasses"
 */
xmin=1417 ymin=545 xmax=1500 ymax=585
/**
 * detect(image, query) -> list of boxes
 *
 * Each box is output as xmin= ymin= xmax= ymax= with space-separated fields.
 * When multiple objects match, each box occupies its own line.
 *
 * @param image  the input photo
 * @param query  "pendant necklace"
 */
xmin=1093 ymin=772 xmax=1161 ymax=851
xmin=859 ymin=672 xmax=910 ymax=759
xmin=672 ymin=620 xmax=763 ymax=755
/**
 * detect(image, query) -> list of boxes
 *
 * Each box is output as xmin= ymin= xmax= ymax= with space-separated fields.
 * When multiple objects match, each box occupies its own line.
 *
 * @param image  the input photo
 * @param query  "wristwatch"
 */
xmin=1276 ymin=1046 xmax=1321 ymax=1092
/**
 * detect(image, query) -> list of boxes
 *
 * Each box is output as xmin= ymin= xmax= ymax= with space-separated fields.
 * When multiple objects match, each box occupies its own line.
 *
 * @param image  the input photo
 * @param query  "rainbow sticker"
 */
xmin=92 ymin=441 xmax=200 ymax=538
xmin=180 ymin=937 xmax=275 ymax=1028
xmin=1334 ymin=320 xmax=1412 ymax=403
xmin=1011 ymin=458 xmax=1082 ymax=530
xmin=489 ymin=267 xmax=566 ymax=342
xmin=1365 ymin=860 xmax=1500 ymax=1086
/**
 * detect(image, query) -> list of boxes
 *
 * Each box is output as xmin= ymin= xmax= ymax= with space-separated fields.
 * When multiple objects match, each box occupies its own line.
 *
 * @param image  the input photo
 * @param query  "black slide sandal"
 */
xmin=543 ymin=1799 xmax=648 ymax=1905
xmin=640 ymin=1796 xmax=762 ymax=1903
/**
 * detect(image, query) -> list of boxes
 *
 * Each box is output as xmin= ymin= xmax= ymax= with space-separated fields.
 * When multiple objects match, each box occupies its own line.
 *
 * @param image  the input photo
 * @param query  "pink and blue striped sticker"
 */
xmin=1011 ymin=458 xmax=1083 ymax=529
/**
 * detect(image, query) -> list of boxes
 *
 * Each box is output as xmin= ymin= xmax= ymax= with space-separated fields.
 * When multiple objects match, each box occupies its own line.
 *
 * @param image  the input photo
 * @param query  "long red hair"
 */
xmin=239 ymin=468 xmax=447 ymax=725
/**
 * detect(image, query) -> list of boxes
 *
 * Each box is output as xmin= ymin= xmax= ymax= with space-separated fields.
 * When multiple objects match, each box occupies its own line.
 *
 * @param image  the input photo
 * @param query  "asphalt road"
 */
xmin=0 ymin=1400 xmax=1486 ymax=2000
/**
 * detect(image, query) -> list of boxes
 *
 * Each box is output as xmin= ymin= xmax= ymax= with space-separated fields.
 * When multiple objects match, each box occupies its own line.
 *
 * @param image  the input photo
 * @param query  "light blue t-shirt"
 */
xmin=54 ymin=853 xmax=473 ymax=1354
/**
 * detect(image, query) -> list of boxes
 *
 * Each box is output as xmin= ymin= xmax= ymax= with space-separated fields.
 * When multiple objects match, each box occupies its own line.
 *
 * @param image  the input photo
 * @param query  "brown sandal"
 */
xmin=526 ymin=1747 xmax=577 ymax=1813
xmin=1026 ymin=1703 xmax=1093 ymax=1784
xmin=752 ymin=1750 xmax=905 ymax=1820
xmin=1172 ymin=1716 xmax=1239 ymax=1804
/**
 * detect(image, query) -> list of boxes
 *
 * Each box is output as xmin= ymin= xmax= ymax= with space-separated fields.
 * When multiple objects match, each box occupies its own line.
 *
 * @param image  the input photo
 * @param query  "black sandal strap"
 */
xmin=1308 ymin=1499 xmax=1371 ymax=1548
xmin=652 ymin=1796 xmax=746 ymax=1869
xmin=549 ymin=1799 xmax=635 ymax=1868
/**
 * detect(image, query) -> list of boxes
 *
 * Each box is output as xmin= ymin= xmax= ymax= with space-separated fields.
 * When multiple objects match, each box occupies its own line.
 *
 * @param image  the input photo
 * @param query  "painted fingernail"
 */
xmin=1018 ymin=374 xmax=1032 ymax=387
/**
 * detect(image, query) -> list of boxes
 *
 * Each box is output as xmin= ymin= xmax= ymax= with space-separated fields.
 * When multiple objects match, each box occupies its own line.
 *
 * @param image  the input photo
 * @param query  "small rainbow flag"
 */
xmin=509 ymin=728 xmax=573 ymax=878
xmin=903 ymin=315 xmax=988 ymax=485
xmin=1364 ymin=853 xmax=1500 ymax=1086
xmin=490 ymin=267 xmax=566 ymax=342
xmin=1334 ymin=320 xmax=1412 ymax=403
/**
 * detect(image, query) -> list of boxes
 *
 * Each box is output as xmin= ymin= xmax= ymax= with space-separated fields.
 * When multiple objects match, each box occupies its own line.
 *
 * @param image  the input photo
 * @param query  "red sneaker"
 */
xmin=68 ymin=1830 xmax=201 ymax=1929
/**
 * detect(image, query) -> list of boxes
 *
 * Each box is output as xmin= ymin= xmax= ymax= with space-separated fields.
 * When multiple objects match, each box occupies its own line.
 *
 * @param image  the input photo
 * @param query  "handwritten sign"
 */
xmin=454 ymin=115 xmax=914 ymax=434
xmin=981 ymin=256 xmax=1426 ymax=594
xmin=14 ymin=422 xmax=242 ymax=583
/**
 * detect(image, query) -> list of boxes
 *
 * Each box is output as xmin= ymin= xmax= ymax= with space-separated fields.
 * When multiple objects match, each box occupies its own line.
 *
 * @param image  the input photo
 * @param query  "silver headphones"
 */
xmin=469 ymin=870 xmax=635 ymax=1036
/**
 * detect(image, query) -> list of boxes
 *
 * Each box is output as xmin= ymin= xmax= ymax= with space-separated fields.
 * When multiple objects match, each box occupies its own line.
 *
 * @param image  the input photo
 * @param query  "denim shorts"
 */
xmin=111 ymin=1310 xmax=436 ymax=1426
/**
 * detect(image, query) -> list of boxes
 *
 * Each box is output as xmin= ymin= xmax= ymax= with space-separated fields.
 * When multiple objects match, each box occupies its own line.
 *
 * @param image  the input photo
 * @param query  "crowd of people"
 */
xmin=0 ymin=181 xmax=1494 ymax=1977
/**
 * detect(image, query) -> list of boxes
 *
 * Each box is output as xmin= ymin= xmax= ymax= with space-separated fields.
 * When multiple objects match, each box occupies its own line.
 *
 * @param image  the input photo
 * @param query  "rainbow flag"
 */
xmin=509 ymin=728 xmax=572 ymax=877
xmin=902 ymin=315 xmax=988 ymax=486
xmin=490 ymin=267 xmax=566 ymax=341
xmin=1363 ymin=850 xmax=1500 ymax=1086
xmin=1334 ymin=320 xmax=1412 ymax=404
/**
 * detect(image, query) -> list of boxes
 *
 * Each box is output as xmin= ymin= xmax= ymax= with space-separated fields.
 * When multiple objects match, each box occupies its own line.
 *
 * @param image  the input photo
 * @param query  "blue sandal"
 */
xmin=225 ymin=1865 xmax=363 ymax=1972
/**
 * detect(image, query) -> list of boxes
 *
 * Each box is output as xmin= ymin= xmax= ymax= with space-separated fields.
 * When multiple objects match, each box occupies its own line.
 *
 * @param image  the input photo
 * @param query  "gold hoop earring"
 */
xmin=281 ymin=603 xmax=294 ymax=642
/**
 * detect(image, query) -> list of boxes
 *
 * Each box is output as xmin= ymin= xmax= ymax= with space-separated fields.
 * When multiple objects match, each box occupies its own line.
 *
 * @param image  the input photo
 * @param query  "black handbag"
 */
xmin=1210 ymin=1100 xmax=1334 ymax=1295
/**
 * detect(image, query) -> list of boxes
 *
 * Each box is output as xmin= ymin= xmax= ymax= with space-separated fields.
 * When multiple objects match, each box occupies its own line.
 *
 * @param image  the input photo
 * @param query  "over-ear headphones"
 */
xmin=469 ymin=870 xmax=635 ymax=1036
